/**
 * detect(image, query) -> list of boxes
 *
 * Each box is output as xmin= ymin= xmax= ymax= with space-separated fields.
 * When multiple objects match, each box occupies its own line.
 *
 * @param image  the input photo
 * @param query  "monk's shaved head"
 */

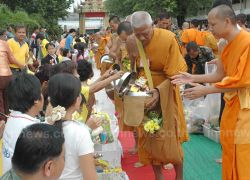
xmin=209 ymin=5 xmax=237 ymax=25
xmin=182 ymin=22 xmax=190 ymax=30
xmin=125 ymin=15 xmax=132 ymax=23
xmin=117 ymin=21 xmax=133 ymax=36
xmin=131 ymin=11 xmax=153 ymax=29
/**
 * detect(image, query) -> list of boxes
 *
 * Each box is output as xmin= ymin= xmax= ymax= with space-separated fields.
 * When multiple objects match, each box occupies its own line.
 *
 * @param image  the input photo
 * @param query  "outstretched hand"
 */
xmin=183 ymin=83 xmax=207 ymax=100
xmin=171 ymin=72 xmax=194 ymax=85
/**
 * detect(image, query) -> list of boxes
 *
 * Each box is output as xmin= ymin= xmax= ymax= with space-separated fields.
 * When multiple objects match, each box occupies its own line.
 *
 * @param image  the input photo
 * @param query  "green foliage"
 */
xmin=132 ymin=0 xmax=177 ymax=17
xmin=0 ymin=4 xmax=44 ymax=31
xmin=186 ymin=0 xmax=213 ymax=17
xmin=1 ymin=0 xmax=73 ymax=35
xmin=104 ymin=0 xmax=176 ymax=18
xmin=105 ymin=0 xmax=213 ymax=19
xmin=104 ymin=0 xmax=135 ymax=17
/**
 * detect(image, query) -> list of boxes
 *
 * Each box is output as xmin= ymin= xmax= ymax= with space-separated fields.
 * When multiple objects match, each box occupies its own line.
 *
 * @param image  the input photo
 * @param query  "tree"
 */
xmin=132 ymin=0 xmax=176 ymax=18
xmin=104 ymin=0 xmax=176 ymax=18
xmin=186 ymin=0 xmax=213 ymax=17
xmin=176 ymin=0 xmax=188 ymax=27
xmin=0 ymin=4 xmax=45 ymax=32
xmin=104 ymin=0 xmax=136 ymax=17
xmin=1 ymin=0 xmax=74 ymax=35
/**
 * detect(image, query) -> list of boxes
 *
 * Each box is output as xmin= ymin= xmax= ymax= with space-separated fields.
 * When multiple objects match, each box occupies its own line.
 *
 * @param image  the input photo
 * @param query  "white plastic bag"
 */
xmin=203 ymin=62 xmax=221 ymax=127
xmin=183 ymin=97 xmax=206 ymax=133
xmin=183 ymin=62 xmax=221 ymax=133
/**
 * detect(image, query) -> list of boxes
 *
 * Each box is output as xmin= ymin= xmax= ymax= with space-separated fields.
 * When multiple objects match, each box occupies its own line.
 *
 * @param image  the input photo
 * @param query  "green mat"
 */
xmin=183 ymin=134 xmax=222 ymax=180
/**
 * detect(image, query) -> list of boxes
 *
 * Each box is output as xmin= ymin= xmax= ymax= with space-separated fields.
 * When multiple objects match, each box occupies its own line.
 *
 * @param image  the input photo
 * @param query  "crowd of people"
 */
xmin=0 ymin=0 xmax=250 ymax=179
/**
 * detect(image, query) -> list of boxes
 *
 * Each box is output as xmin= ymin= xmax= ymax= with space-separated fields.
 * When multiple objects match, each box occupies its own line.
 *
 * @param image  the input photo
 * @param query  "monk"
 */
xmin=105 ymin=15 xmax=120 ymax=54
xmin=109 ymin=21 xmax=133 ymax=69
xmin=172 ymin=5 xmax=250 ymax=180
xmin=181 ymin=19 xmax=205 ymax=47
xmin=111 ymin=21 xmax=137 ymax=150
xmin=94 ymin=30 xmax=110 ymax=69
xmin=236 ymin=13 xmax=250 ymax=32
xmin=182 ymin=22 xmax=190 ymax=31
xmin=131 ymin=11 xmax=188 ymax=180
xmin=99 ymin=16 xmax=120 ymax=75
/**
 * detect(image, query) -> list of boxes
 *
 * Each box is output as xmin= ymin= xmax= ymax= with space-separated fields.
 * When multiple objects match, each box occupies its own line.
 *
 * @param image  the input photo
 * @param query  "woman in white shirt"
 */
xmin=46 ymin=73 xmax=97 ymax=180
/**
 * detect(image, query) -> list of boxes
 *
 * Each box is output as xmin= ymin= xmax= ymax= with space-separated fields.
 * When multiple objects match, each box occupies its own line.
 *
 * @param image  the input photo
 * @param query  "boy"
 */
xmin=2 ymin=73 xmax=44 ymax=173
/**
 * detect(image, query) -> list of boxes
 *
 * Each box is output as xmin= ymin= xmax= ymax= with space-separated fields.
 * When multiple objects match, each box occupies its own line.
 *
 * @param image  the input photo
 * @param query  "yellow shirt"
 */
xmin=73 ymin=86 xmax=90 ymax=122
xmin=58 ymin=54 xmax=63 ymax=63
xmin=7 ymin=38 xmax=29 ymax=68
xmin=41 ymin=39 xmax=49 ymax=57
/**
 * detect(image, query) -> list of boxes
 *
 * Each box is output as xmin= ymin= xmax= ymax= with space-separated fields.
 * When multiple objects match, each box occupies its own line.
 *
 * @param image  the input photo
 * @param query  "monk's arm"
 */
xmin=109 ymin=38 xmax=120 ymax=63
xmin=204 ymin=85 xmax=237 ymax=94
xmin=192 ymin=59 xmax=225 ymax=83
xmin=105 ymin=40 xmax=112 ymax=54
xmin=126 ymin=37 xmax=137 ymax=72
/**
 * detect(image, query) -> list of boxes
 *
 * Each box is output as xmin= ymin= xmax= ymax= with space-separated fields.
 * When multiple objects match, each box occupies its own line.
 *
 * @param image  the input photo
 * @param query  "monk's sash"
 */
xmin=135 ymin=38 xmax=154 ymax=89
xmin=224 ymin=88 xmax=250 ymax=110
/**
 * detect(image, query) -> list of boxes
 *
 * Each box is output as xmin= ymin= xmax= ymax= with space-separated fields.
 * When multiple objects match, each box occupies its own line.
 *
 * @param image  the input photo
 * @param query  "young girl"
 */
xmin=46 ymin=73 xmax=97 ymax=180
xmin=77 ymin=60 xmax=123 ymax=121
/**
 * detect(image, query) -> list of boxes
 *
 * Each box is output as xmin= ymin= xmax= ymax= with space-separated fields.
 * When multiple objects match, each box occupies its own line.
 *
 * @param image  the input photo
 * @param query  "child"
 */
xmin=46 ymin=73 xmax=98 ymax=180
xmin=27 ymin=48 xmax=39 ymax=73
xmin=41 ymin=43 xmax=59 ymax=65
xmin=2 ymin=73 xmax=43 ymax=173
xmin=61 ymin=48 xmax=71 ymax=62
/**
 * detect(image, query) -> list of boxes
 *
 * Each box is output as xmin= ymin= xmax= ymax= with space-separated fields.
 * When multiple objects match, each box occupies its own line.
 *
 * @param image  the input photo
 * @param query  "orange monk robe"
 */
xmin=95 ymin=36 xmax=110 ymax=69
xmin=204 ymin=31 xmax=219 ymax=57
xmin=215 ymin=30 xmax=250 ymax=180
xmin=138 ymin=28 xmax=189 ymax=165
xmin=179 ymin=30 xmax=186 ymax=56
xmin=181 ymin=28 xmax=205 ymax=46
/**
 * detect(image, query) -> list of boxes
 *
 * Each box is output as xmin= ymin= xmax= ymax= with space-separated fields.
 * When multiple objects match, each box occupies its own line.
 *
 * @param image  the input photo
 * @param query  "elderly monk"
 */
xmin=131 ymin=11 xmax=188 ymax=180
xmin=172 ymin=5 xmax=250 ymax=180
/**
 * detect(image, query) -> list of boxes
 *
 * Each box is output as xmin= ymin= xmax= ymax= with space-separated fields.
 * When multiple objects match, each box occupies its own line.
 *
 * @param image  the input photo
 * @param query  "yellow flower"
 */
xmin=155 ymin=125 xmax=160 ymax=130
xmin=149 ymin=129 xmax=155 ymax=134
xmin=149 ymin=120 xmax=154 ymax=126
xmin=144 ymin=125 xmax=150 ymax=132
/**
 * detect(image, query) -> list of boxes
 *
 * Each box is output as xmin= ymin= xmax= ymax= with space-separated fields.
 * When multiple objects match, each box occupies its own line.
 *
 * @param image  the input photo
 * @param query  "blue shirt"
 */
xmin=65 ymin=34 xmax=73 ymax=50
xmin=7 ymin=31 xmax=14 ymax=39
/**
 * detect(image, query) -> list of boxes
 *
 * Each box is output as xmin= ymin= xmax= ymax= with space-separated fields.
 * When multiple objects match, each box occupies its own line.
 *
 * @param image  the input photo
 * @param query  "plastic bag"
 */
xmin=183 ymin=62 xmax=221 ymax=133
xmin=183 ymin=97 xmax=206 ymax=133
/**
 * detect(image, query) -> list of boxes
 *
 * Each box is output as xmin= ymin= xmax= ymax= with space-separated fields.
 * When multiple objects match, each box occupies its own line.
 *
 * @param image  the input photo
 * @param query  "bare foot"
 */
xmin=134 ymin=162 xmax=144 ymax=168
xmin=128 ymin=147 xmax=138 ymax=155
xmin=163 ymin=163 xmax=174 ymax=170
xmin=215 ymin=158 xmax=222 ymax=164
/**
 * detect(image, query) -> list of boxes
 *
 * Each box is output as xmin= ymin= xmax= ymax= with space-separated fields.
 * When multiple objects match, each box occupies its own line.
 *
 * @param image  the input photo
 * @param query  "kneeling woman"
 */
xmin=47 ymin=73 xmax=97 ymax=180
